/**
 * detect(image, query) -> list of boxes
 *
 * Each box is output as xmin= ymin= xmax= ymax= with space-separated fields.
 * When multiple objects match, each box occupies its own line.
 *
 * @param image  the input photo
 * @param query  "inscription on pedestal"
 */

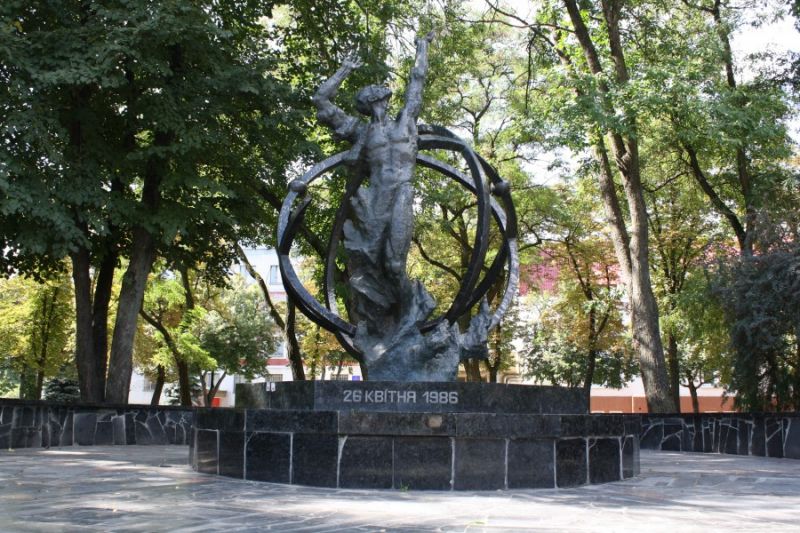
xmin=271 ymin=381 xmax=588 ymax=414
xmin=342 ymin=389 xmax=458 ymax=406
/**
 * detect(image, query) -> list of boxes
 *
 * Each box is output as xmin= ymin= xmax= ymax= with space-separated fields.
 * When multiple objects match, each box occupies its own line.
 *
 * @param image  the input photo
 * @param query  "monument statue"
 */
xmin=277 ymin=33 xmax=519 ymax=381
xmin=200 ymin=36 xmax=632 ymax=494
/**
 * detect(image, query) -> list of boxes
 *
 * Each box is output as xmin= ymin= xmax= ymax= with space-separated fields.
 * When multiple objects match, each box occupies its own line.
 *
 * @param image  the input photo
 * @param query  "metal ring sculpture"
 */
xmin=277 ymin=125 xmax=519 ymax=363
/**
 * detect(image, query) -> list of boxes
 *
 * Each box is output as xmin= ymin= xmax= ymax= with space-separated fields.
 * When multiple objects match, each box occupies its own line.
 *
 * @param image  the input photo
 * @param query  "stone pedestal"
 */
xmin=192 ymin=381 xmax=640 ymax=490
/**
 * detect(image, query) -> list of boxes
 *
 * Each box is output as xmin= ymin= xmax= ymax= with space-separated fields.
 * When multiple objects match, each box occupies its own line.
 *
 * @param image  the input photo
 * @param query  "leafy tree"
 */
xmin=521 ymin=276 xmax=636 ymax=391
xmin=139 ymin=269 xmax=213 ymax=406
xmin=668 ymin=273 xmax=731 ymax=412
xmin=482 ymin=0 xmax=676 ymax=410
xmin=0 ymin=273 xmax=73 ymax=400
xmin=520 ymin=244 xmax=634 ymax=395
xmin=404 ymin=12 xmax=543 ymax=381
xmin=482 ymin=300 xmax=524 ymax=383
xmin=133 ymin=315 xmax=171 ymax=405
xmin=236 ymin=246 xmax=306 ymax=381
xmin=715 ymin=244 xmax=800 ymax=410
xmin=194 ymin=278 xmax=277 ymax=406
xmin=139 ymin=268 xmax=277 ymax=406
xmin=643 ymin=127 xmax=726 ymax=410
xmin=661 ymin=0 xmax=795 ymax=258
xmin=1 ymin=0 xmax=306 ymax=404
xmin=299 ymin=321 xmax=350 ymax=380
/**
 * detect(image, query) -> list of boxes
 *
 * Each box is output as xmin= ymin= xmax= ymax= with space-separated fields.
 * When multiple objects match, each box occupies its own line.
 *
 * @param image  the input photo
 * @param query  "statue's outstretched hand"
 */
xmin=342 ymin=53 xmax=364 ymax=71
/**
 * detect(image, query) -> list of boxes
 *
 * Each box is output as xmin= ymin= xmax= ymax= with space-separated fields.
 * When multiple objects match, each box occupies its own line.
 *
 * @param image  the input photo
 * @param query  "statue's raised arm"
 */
xmin=311 ymin=55 xmax=363 ymax=143
xmin=401 ymin=31 xmax=434 ymax=127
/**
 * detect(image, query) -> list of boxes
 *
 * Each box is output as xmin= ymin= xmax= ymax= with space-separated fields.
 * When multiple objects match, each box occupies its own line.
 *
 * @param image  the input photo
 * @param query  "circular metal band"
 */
xmin=276 ymin=125 xmax=519 ymax=356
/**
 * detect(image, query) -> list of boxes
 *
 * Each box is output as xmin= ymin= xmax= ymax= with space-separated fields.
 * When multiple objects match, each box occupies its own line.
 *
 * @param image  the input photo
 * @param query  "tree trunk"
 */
xmin=105 ymin=228 xmax=156 ymax=404
xmin=91 ymin=250 xmax=116 ymax=396
xmin=236 ymin=246 xmax=306 ymax=381
xmin=711 ymin=2 xmax=756 ymax=256
xmin=628 ymin=240 xmax=675 ymax=413
xmin=71 ymin=249 xmax=105 ymax=402
xmin=32 ymin=287 xmax=55 ymax=401
xmin=335 ymin=353 xmax=345 ymax=379
xmin=34 ymin=329 xmax=47 ymax=400
xmin=464 ymin=359 xmax=482 ymax=381
xmin=583 ymin=349 xmax=597 ymax=407
xmin=687 ymin=380 xmax=700 ymax=414
xmin=564 ymin=0 xmax=676 ymax=413
xmin=666 ymin=333 xmax=681 ymax=413
xmin=150 ymin=365 xmax=165 ymax=406
xmin=205 ymin=370 xmax=216 ymax=406
xmin=794 ymin=330 xmax=800 ymax=410
xmin=209 ymin=371 xmax=227 ymax=406
xmin=176 ymin=358 xmax=192 ymax=407
xmin=105 ymin=124 xmax=169 ymax=404
xmin=34 ymin=368 xmax=45 ymax=400
xmin=18 ymin=368 xmax=37 ymax=400
xmin=582 ymin=303 xmax=599 ymax=406
xmin=285 ymin=300 xmax=306 ymax=381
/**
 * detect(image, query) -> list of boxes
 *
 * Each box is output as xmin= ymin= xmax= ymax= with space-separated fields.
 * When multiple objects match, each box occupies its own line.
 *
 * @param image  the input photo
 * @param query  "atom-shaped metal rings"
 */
xmin=276 ymin=125 xmax=519 ymax=362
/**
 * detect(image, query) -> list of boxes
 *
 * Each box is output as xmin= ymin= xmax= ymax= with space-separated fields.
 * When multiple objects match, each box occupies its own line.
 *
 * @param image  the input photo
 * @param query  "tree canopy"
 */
xmin=1 ymin=0 xmax=798 ymax=412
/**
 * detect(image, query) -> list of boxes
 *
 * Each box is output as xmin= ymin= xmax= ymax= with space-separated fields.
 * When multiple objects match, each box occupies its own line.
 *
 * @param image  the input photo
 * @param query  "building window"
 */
xmin=264 ymin=374 xmax=283 ymax=392
xmin=142 ymin=378 xmax=155 ymax=392
xmin=269 ymin=265 xmax=279 ymax=285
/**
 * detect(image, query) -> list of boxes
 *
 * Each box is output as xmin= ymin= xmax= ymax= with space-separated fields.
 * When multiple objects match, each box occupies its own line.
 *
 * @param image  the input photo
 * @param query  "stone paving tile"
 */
xmin=2 ymin=446 xmax=800 ymax=531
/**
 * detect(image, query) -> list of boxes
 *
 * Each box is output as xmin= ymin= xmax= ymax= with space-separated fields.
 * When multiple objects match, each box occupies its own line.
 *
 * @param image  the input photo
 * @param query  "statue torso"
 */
xmin=363 ymin=117 xmax=417 ymax=188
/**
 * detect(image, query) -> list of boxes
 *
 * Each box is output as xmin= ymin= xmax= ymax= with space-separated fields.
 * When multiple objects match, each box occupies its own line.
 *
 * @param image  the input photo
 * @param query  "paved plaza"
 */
xmin=1 ymin=445 xmax=799 ymax=532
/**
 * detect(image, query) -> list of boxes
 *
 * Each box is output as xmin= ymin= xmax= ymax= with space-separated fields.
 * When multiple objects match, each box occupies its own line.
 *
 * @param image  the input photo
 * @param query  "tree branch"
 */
xmin=413 ymin=236 xmax=461 ymax=281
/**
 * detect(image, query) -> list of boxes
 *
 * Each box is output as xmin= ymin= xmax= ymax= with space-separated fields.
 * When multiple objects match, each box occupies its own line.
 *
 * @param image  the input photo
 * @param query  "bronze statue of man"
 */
xmin=312 ymin=31 xmax=433 ymax=279
xmin=310 ymin=33 xmax=489 ymax=381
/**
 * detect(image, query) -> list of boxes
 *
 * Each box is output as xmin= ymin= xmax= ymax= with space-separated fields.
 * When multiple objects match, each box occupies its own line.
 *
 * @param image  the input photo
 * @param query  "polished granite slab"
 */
xmin=193 ymin=406 xmax=639 ymax=490
xmin=251 ymin=380 xmax=588 ymax=414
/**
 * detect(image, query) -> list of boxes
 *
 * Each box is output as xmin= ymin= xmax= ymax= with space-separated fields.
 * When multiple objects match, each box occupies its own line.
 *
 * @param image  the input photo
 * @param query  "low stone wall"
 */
xmin=0 ymin=399 xmax=194 ymax=449
xmin=640 ymin=413 xmax=800 ymax=459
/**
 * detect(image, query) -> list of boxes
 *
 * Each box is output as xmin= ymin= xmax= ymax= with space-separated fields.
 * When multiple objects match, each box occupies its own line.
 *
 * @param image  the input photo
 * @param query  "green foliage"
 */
xmin=715 ymin=245 xmax=800 ymax=411
xmin=484 ymin=300 xmax=525 ymax=380
xmin=668 ymin=273 xmax=732 ymax=388
xmin=139 ymin=271 xmax=215 ymax=373
xmin=520 ymin=282 xmax=636 ymax=389
xmin=0 ymin=358 xmax=18 ymax=397
xmin=523 ymin=324 xmax=637 ymax=389
xmin=194 ymin=277 xmax=278 ymax=380
xmin=1 ymin=0 xmax=299 ymax=276
xmin=43 ymin=378 xmax=81 ymax=404
xmin=138 ymin=269 xmax=277 ymax=404
xmin=0 ymin=272 xmax=73 ymax=399
xmin=517 ymin=174 xmax=635 ymax=389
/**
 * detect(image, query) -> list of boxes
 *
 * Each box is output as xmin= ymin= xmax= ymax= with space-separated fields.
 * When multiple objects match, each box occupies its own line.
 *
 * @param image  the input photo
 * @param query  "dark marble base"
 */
xmin=191 ymin=403 xmax=639 ymax=490
xmin=640 ymin=413 xmax=800 ymax=460
xmin=0 ymin=399 xmax=193 ymax=449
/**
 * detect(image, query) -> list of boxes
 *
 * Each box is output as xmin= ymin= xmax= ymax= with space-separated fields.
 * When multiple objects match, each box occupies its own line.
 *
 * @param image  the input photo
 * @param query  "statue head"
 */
xmin=355 ymin=85 xmax=392 ymax=117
